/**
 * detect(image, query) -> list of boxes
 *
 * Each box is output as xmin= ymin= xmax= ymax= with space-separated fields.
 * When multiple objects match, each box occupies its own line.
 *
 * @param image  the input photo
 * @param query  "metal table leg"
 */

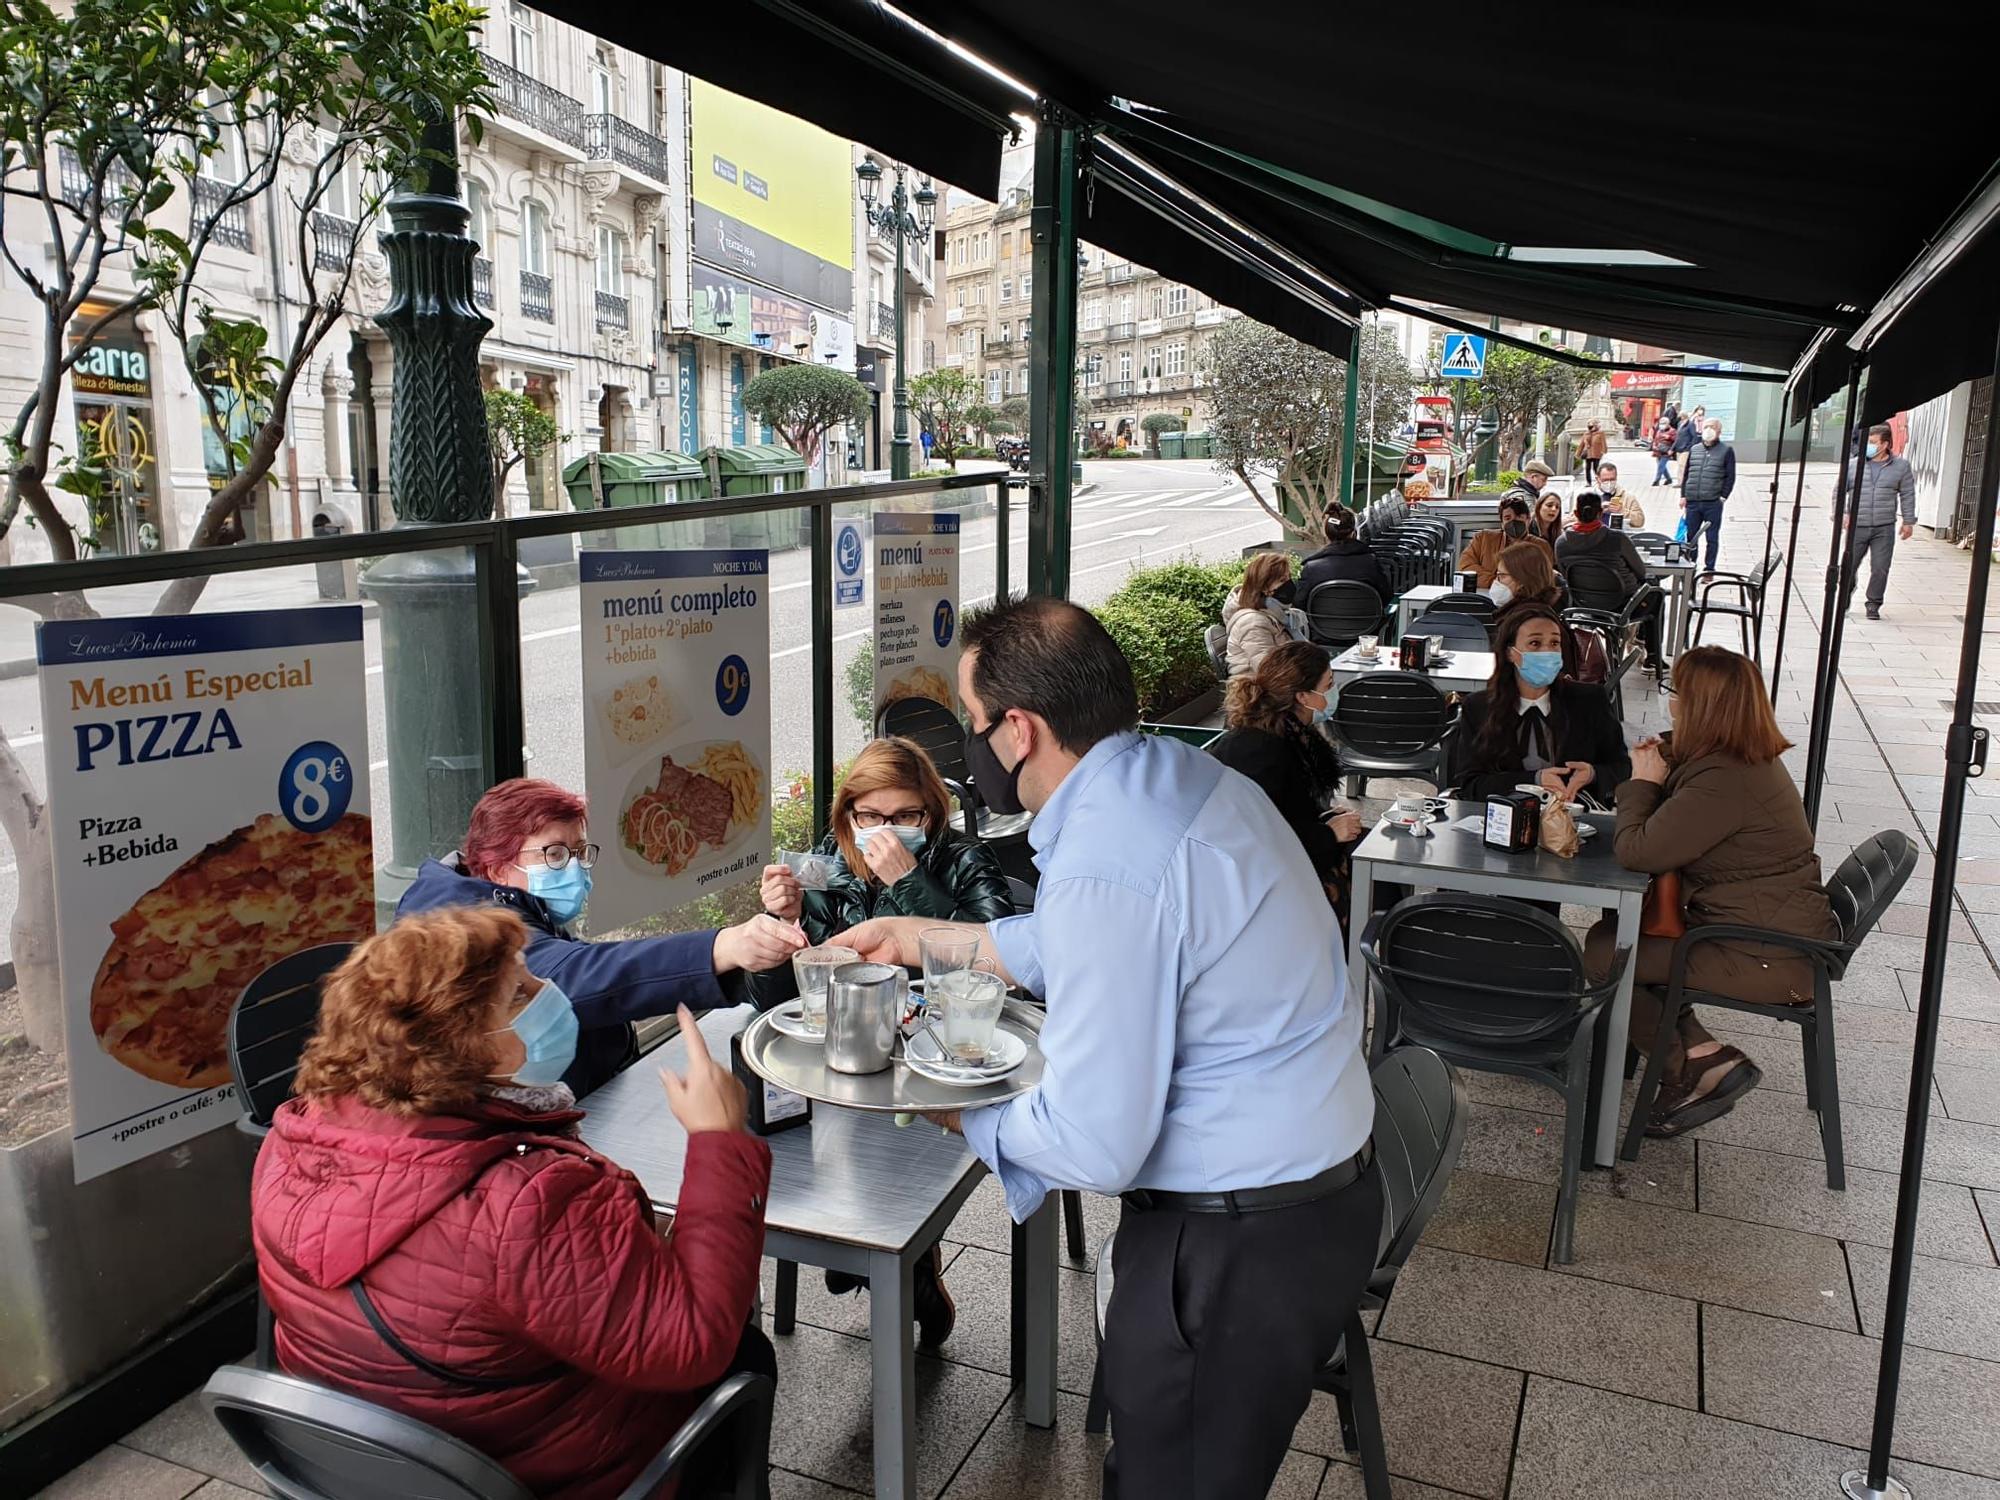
xmin=869 ymin=1247 xmax=918 ymax=1500
xmin=1670 ymin=570 xmax=1692 ymax=661
xmin=1348 ymin=859 xmax=1376 ymax=1055
xmin=1022 ymin=1195 xmax=1059 ymax=1428
xmin=1590 ymin=890 xmax=1643 ymax=1167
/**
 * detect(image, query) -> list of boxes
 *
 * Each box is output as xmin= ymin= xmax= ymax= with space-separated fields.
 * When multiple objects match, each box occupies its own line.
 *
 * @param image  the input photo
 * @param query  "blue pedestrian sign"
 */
xmin=1440 ymin=333 xmax=1486 ymax=379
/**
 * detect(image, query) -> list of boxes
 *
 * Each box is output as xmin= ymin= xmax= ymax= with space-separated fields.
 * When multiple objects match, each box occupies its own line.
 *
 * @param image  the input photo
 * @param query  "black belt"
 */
xmin=1120 ymin=1141 xmax=1375 ymax=1216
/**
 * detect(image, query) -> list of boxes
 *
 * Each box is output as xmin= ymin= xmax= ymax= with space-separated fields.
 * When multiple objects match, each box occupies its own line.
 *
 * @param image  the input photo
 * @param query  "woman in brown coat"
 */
xmin=1586 ymin=647 xmax=1838 ymax=1137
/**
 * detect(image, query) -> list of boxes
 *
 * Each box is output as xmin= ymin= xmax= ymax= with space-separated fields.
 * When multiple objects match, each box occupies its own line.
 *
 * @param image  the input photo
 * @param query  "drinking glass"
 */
xmin=1357 ymin=633 xmax=1379 ymax=657
xmin=792 ymin=944 xmax=859 ymax=1033
xmin=931 ymin=968 xmax=1007 ymax=1065
xmin=919 ymin=927 xmax=981 ymax=997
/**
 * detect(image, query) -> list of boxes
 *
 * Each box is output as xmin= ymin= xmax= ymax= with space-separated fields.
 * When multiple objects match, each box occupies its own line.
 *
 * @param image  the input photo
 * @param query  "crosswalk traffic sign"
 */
xmin=1441 ymin=333 xmax=1486 ymax=379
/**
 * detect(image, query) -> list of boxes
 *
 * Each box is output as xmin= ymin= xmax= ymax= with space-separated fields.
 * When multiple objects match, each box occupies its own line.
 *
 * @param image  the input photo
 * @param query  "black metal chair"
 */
xmin=1690 ymin=551 xmax=1783 ymax=658
xmin=230 ymin=942 xmax=356 ymax=1138
xmin=1203 ymin=621 xmax=1230 ymax=681
xmin=1082 ymin=1046 xmax=1468 ymax=1500
xmin=876 ymin=696 xmax=1032 ymax=855
xmin=1363 ymin=893 xmax=1628 ymax=1263
xmin=1330 ymin=671 xmax=1458 ymax=797
xmin=1303 ymin=580 xmax=1387 ymax=651
xmin=1561 ymin=572 xmax=1661 ymax=718
xmin=1418 ymin=590 xmax=1498 ymax=629
xmin=203 ymin=1363 xmax=773 ymax=1500
xmin=1620 ymin=830 xmax=1917 ymax=1189
xmin=1410 ymin=609 xmax=1491 ymax=654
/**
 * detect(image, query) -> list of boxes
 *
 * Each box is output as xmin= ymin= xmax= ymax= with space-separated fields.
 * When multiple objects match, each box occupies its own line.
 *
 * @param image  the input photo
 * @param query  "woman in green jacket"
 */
xmin=753 ymin=734 xmax=1015 ymax=1345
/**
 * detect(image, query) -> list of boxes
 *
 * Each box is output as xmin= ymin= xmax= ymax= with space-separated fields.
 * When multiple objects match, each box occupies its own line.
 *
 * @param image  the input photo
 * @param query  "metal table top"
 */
xmin=1332 ymin=644 xmax=1495 ymax=697
xmin=1353 ymin=800 xmax=1650 ymax=898
xmin=577 ymin=1005 xmax=983 ymax=1255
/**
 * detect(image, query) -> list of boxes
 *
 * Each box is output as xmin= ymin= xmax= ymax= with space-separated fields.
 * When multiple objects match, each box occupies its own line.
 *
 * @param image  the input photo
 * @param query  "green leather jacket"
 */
xmin=746 ymin=829 xmax=1017 ymax=1008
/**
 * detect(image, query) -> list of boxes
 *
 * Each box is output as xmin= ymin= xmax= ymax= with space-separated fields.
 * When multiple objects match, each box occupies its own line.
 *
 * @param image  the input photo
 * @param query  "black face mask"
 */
xmin=967 ymin=717 xmax=1026 ymax=815
xmin=1503 ymin=519 xmax=1530 ymax=540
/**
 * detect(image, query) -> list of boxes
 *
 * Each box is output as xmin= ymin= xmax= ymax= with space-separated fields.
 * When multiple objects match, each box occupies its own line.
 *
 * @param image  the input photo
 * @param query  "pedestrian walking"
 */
xmin=1671 ymin=404 xmax=1707 ymax=488
xmin=1650 ymin=413 xmax=1677 ymax=486
xmin=836 ymin=596 xmax=1380 ymax=1500
xmin=1842 ymin=423 xmax=1917 ymax=620
xmin=1679 ymin=416 xmax=1735 ymax=575
xmin=1580 ymin=420 xmax=1608 ymax=487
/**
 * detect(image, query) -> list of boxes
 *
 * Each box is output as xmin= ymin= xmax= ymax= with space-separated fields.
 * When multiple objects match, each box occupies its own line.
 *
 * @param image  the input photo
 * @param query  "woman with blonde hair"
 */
xmin=1491 ymin=539 xmax=1565 ymax=611
xmin=253 ymin=908 xmax=772 ymax=1500
xmin=1221 ymin=549 xmax=1296 ymax=677
xmin=756 ymin=734 xmax=1014 ymax=1338
xmin=1586 ymin=647 xmax=1837 ymax=1136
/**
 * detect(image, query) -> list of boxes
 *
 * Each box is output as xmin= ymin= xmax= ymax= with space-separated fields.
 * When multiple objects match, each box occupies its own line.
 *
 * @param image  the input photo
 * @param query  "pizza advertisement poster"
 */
xmin=871 ymin=511 xmax=961 ymax=720
xmin=35 ymin=607 xmax=373 ymax=1182
xmin=579 ymin=549 xmax=773 ymax=932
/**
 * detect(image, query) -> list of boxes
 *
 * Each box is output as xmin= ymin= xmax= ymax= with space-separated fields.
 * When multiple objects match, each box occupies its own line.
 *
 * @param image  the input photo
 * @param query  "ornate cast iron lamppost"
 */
xmin=855 ymin=155 xmax=936 ymax=481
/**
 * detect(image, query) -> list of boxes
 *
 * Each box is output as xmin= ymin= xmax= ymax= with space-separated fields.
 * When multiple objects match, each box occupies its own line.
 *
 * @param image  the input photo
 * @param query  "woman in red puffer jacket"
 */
xmin=252 ymin=907 xmax=771 ymax=1499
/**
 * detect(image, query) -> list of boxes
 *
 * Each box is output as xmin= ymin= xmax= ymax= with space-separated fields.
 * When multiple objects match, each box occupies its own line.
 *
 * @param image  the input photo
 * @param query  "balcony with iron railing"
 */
xmin=875 ymin=302 xmax=897 ymax=342
xmin=471 ymin=256 xmax=495 ymax=310
xmin=56 ymin=146 xmax=139 ymax=214
xmin=1105 ymin=264 xmax=1137 ymax=283
xmin=583 ymin=114 xmax=671 ymax=184
xmin=312 ymin=210 xmax=357 ymax=271
xmin=1107 ymin=380 xmax=1136 ymax=398
xmin=191 ymin=176 xmax=251 ymax=251
xmin=521 ymin=269 xmax=554 ymax=323
xmin=479 ymin=52 xmax=584 ymax=151
xmin=595 ymin=289 xmax=630 ymax=334
xmin=1106 ymin=322 xmax=1137 ymax=340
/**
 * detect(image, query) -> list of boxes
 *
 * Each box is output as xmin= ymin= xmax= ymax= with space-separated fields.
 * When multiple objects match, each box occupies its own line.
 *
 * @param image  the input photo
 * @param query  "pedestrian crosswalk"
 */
xmin=1075 ymin=482 xmax=1258 ymax=513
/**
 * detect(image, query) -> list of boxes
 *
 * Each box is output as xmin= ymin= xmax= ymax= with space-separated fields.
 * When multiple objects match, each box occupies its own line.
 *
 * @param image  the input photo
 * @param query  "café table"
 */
xmin=1331 ymin=641 xmax=1495 ymax=697
xmin=1345 ymin=801 xmax=1649 ymax=1166
xmin=1394 ymin=582 xmax=1454 ymax=639
xmin=578 ymin=1006 xmax=1060 ymax=1500
xmin=1642 ymin=554 xmax=1697 ymax=662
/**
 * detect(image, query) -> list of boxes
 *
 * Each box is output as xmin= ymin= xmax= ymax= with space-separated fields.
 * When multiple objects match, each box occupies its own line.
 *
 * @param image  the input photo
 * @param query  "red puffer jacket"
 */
xmin=252 ymin=1093 xmax=770 ymax=1500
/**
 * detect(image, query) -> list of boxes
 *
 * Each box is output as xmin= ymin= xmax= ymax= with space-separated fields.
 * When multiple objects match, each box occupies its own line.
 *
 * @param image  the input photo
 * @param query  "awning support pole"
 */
xmin=1843 ymin=321 xmax=2000 ymax=1500
xmin=1800 ymin=361 xmax=1866 ymax=831
xmin=1755 ymin=398 xmax=1791 ymax=660
xmin=1767 ymin=400 xmax=1815 ymax=697
xmin=1339 ymin=344 xmax=1361 ymax=510
xmin=1027 ymin=107 xmax=1079 ymax=599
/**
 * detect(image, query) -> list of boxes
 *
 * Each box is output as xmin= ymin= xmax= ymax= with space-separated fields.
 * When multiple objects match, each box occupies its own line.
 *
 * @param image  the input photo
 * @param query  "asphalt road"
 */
xmin=0 ymin=458 xmax=1269 ymax=964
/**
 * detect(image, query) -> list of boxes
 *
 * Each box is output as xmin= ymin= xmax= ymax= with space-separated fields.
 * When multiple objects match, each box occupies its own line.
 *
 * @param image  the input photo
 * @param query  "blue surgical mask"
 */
xmin=1518 ymin=651 xmax=1564 ymax=689
xmin=1866 ymin=441 xmax=1880 ymax=459
xmin=524 ymin=861 xmax=591 ymax=925
xmin=492 ymin=983 xmax=578 ymax=1088
xmin=856 ymin=823 xmax=927 ymax=855
xmin=1303 ymin=690 xmax=1336 ymax=726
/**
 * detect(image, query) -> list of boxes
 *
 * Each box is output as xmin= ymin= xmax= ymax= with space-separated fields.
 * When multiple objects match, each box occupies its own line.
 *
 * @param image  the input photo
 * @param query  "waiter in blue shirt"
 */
xmin=839 ymin=595 xmax=1380 ymax=1499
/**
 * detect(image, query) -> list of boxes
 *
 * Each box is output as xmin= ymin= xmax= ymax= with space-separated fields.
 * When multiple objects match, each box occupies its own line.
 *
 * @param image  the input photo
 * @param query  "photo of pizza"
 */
xmin=89 ymin=811 xmax=375 ymax=1089
xmin=878 ymin=666 xmax=955 ymax=714
xmin=620 ymin=740 xmax=763 ymax=877
xmin=602 ymin=671 xmax=681 ymax=754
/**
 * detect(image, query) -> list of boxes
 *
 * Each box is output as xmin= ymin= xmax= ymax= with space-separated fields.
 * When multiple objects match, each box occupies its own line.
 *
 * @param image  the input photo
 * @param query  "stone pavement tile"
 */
xmin=29 ymin=1445 xmax=209 ymax=1500
xmin=1899 ymin=967 xmax=2000 ymax=1025
xmin=934 ymin=1391 xmax=1108 ymax=1500
xmin=885 ymin=1245 xmax=1099 ymax=1397
xmin=1698 ymin=1140 xmax=1996 ymax=1265
xmin=1695 ymin=999 xmax=1916 ymax=1045
xmin=1270 ymin=1449 xmax=1329 ymax=1500
xmin=771 ymin=1471 xmax=867 ymax=1498
xmin=1827 ymin=959 xmax=1921 ymax=1011
xmin=1416 ymin=1169 xmax=1555 ymax=1267
xmin=1703 ymin=1304 xmax=2000 ymax=1479
xmin=942 ymin=1179 xmax=1116 ymax=1271
xmin=759 ymin=1320 xmax=1013 ymax=1498
xmin=184 ymin=1484 xmax=263 ymax=1500
xmin=1375 ymin=1246 xmax=1698 ymax=1407
xmin=1460 ymin=1100 xmax=1694 ymax=1210
xmin=1848 ymin=1242 xmax=2000 ymax=1364
xmin=1687 ymin=1084 xmax=2000 ymax=1192
xmin=1701 ymin=1022 xmax=1944 ymax=1113
xmin=1876 ymin=904 xmax=1986 ymax=943
xmin=1859 ymin=930 xmax=1986 ymax=972
xmin=1938 ymin=1066 xmax=2000 ymax=1126
xmin=1314 ymin=1464 xmax=1478 ymax=1499
xmin=118 ymin=1390 xmax=264 ymax=1491
xmin=1558 ymin=1193 xmax=1856 ymax=1330
xmin=1293 ymin=1340 xmax=1522 ymax=1500
xmin=1832 ymin=801 xmax=1927 ymax=832
xmin=1509 ymin=1375 xmax=2000 ymax=1500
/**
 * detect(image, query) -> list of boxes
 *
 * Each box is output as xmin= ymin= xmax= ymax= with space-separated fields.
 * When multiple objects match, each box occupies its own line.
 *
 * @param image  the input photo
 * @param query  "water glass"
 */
xmin=919 ymin=927 xmax=981 ymax=996
xmin=1357 ymin=633 xmax=1379 ymax=657
xmin=930 ymin=968 xmax=1007 ymax=1065
xmin=792 ymin=944 xmax=859 ymax=1033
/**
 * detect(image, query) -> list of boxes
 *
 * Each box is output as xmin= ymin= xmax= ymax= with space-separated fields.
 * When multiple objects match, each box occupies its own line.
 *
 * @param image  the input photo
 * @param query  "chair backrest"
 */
xmin=203 ymin=1364 xmax=536 ymax=1500
xmin=1369 ymin=1046 xmax=1470 ymax=1295
xmin=1303 ymin=580 xmax=1385 ymax=648
xmin=1413 ymin=611 xmax=1491 ymax=652
xmin=1203 ymin=621 xmax=1230 ymax=680
xmin=1419 ymin=591 xmax=1497 ymax=624
xmin=1365 ymin=892 xmax=1598 ymax=1048
xmin=230 ymin=943 xmax=355 ymax=1130
xmin=1627 ymin=531 xmax=1673 ymax=552
xmin=1562 ymin=556 xmax=1633 ymax=613
xmin=1756 ymin=551 xmax=1784 ymax=587
xmin=1824 ymin=830 xmax=1919 ymax=973
xmin=878 ymin=695 xmax=972 ymax=785
xmin=1331 ymin=671 xmax=1453 ymax=759
xmin=1007 ymin=876 xmax=1037 ymax=914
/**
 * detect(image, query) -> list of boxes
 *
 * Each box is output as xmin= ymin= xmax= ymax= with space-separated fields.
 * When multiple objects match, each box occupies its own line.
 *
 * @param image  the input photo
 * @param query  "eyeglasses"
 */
xmin=517 ymin=841 xmax=599 ymax=871
xmin=852 ymin=809 xmax=927 ymax=829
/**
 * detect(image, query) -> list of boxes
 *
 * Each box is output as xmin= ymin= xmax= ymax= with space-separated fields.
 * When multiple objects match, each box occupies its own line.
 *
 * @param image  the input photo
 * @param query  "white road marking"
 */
xmin=1162 ymin=486 xmax=1239 ymax=508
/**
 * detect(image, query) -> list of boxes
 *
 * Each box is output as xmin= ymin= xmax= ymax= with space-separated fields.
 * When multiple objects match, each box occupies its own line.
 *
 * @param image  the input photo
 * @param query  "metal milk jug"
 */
xmin=825 ymin=962 xmax=905 ymax=1074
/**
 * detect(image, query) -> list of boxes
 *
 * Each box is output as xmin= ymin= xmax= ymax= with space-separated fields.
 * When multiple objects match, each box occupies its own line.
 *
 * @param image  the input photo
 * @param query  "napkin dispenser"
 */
xmin=731 ymin=1030 xmax=811 ymax=1135
xmin=1456 ymin=569 xmax=1480 ymax=592
xmin=1400 ymin=634 xmax=1437 ymax=671
xmin=1483 ymin=791 xmax=1541 ymax=852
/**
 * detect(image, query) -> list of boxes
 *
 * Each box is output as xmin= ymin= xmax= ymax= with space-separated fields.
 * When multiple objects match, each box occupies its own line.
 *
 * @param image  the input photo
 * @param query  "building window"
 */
xmin=1165 ymin=341 xmax=1187 ymax=376
xmin=1118 ymin=293 xmax=1133 ymax=322
xmin=590 ymin=48 xmax=613 ymax=114
xmin=1151 ymin=287 xmax=1164 ymax=318
xmin=974 ymin=283 xmax=987 ymax=307
xmin=508 ymin=0 xmax=536 ymax=73
xmin=999 ymin=277 xmax=1012 ymax=303
xmin=1083 ymin=298 xmax=1102 ymax=330
xmin=1021 ymin=316 xmax=1031 ymax=341
xmin=999 ymin=231 xmax=1013 ymax=259
xmin=199 ymin=90 xmax=243 ymax=181
xmin=1022 ymin=273 xmax=1032 ymax=298
xmin=522 ymin=199 xmax=550 ymax=275
xmin=996 ymin=320 xmax=1009 ymax=342
xmin=1086 ymin=360 xmax=1103 ymax=386
xmin=1167 ymin=285 xmax=1189 ymax=316
xmin=1002 ymin=367 xmax=1012 ymax=395
xmin=1142 ymin=346 xmax=1159 ymax=377
xmin=1018 ymin=365 xmax=1029 ymax=393
xmin=596 ymin=225 xmax=627 ymax=295
xmin=987 ymin=371 xmax=1002 ymax=401
xmin=466 ymin=178 xmax=491 ymax=248
xmin=1118 ymin=351 xmax=1132 ymax=383
xmin=962 ymin=330 xmax=978 ymax=358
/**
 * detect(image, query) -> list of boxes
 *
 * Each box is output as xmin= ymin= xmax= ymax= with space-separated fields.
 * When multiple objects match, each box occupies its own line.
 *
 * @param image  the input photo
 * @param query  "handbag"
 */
xmin=1641 ymin=870 xmax=1687 ymax=938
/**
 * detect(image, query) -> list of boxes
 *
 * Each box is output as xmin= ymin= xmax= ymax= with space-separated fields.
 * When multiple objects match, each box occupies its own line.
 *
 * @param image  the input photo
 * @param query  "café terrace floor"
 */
xmin=37 ymin=462 xmax=2000 ymax=1500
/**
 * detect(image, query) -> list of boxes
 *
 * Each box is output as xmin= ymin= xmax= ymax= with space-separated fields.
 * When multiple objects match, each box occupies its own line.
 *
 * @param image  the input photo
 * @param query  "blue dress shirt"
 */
xmin=961 ymin=731 xmax=1375 ymax=1221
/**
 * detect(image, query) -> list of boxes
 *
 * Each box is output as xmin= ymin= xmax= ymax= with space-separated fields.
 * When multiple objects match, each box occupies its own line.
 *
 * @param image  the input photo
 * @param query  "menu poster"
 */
xmin=36 ymin=608 xmax=373 ymax=1182
xmin=580 ymin=550 xmax=773 ymax=932
xmin=872 ymin=512 xmax=961 ymax=720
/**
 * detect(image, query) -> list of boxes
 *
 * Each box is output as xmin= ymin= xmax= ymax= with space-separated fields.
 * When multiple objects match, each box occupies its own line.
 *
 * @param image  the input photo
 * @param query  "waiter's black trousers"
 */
xmin=1100 ymin=1165 xmax=1383 ymax=1499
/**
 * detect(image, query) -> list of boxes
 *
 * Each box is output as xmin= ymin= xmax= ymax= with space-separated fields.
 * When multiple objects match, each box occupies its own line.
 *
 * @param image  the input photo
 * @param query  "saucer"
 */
xmin=904 ymin=1028 xmax=1028 ymax=1086
xmin=769 ymin=999 xmax=827 ymax=1043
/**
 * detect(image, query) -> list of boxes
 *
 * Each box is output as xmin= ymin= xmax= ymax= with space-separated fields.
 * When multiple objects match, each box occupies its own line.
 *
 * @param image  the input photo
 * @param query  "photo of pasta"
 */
xmin=619 ymin=740 xmax=764 ymax=877
xmin=602 ymin=672 xmax=681 ymax=753
xmin=877 ymin=666 xmax=955 ymax=714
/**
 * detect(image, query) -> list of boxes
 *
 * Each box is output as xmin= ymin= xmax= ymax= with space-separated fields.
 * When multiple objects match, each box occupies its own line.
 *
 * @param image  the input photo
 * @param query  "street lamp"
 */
xmin=857 ymin=154 xmax=936 ymax=480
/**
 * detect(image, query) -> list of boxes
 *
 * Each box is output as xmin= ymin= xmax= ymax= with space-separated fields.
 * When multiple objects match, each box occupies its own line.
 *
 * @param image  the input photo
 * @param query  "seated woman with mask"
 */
xmin=1450 ymin=604 xmax=1629 ymax=803
xmin=1221 ymin=550 xmax=1297 ymax=677
xmin=252 ymin=908 xmax=773 ymax=1500
xmin=1490 ymin=540 xmax=1566 ymax=612
xmin=398 ymin=778 xmax=804 ymax=1098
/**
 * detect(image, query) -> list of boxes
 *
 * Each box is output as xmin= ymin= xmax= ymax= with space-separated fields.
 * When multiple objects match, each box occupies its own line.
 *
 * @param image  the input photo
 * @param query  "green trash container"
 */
xmin=1182 ymin=432 xmax=1212 ymax=461
xmin=1157 ymin=431 xmax=1187 ymax=460
xmin=561 ymin=450 xmax=710 ymax=550
xmin=701 ymin=443 xmax=809 ymax=552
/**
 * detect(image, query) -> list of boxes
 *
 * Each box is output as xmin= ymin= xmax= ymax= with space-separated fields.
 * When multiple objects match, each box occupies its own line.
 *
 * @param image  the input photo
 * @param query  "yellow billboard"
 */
xmin=689 ymin=78 xmax=853 ymax=314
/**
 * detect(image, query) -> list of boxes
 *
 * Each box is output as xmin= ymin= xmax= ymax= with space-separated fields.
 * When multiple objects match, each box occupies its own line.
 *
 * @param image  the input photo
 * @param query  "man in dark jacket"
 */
xmin=1558 ymin=491 xmax=1664 ymax=669
xmin=1296 ymin=505 xmax=1390 ymax=601
xmin=1842 ymin=423 xmax=1918 ymax=620
xmin=1678 ymin=416 xmax=1735 ymax=574
xmin=397 ymin=778 xmax=802 ymax=1097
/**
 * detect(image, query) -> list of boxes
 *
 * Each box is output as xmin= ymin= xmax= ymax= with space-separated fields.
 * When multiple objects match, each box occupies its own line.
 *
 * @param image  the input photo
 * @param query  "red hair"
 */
xmin=464 ymin=778 xmax=588 ymax=881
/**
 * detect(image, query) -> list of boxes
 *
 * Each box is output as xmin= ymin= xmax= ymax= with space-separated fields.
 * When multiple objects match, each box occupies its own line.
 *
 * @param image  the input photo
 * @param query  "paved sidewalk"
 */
xmin=36 ymin=461 xmax=2000 ymax=1500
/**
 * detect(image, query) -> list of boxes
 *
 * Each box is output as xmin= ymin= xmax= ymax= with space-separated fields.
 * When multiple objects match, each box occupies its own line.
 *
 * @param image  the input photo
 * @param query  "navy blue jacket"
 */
xmin=397 ymin=858 xmax=741 ymax=1097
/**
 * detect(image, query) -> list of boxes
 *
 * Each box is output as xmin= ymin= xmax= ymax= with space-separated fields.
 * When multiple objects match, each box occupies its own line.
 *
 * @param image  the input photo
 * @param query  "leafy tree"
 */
xmin=740 ymin=364 xmax=869 ymax=469
xmin=485 ymin=389 xmax=565 ymax=517
xmin=1453 ymin=342 xmax=1585 ymax=470
xmin=965 ymin=402 xmax=998 ymax=446
xmin=1141 ymin=411 xmax=1185 ymax=455
xmin=908 ymin=368 xmax=981 ymax=470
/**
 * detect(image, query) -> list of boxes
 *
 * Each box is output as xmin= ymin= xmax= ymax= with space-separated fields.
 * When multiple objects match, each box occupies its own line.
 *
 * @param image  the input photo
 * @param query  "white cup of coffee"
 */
xmin=1357 ymin=634 xmax=1380 ymax=659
